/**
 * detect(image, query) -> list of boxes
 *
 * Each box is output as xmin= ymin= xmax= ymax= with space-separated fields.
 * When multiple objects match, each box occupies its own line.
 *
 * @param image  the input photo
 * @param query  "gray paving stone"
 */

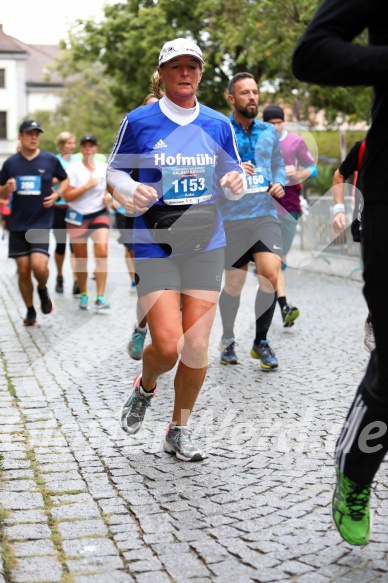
xmin=1 ymin=492 xmax=44 ymax=510
xmin=46 ymin=480 xmax=88 ymax=494
xmin=12 ymin=539 xmax=56 ymax=557
xmin=66 ymin=556 xmax=124 ymax=575
xmin=51 ymin=502 xmax=100 ymax=520
xmin=75 ymin=573 xmax=135 ymax=583
xmin=4 ymin=510 xmax=47 ymax=524
xmin=57 ymin=519 xmax=109 ymax=539
xmin=4 ymin=523 xmax=51 ymax=541
xmin=62 ymin=538 xmax=119 ymax=558
xmin=135 ymin=573 xmax=170 ymax=583
xmin=11 ymin=557 xmax=62 ymax=583
xmin=125 ymin=557 xmax=164 ymax=573
xmin=3 ymin=469 xmax=34 ymax=480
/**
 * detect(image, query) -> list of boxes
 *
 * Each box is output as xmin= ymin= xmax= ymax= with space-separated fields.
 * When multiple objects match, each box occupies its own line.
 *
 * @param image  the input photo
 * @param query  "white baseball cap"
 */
xmin=159 ymin=38 xmax=204 ymax=66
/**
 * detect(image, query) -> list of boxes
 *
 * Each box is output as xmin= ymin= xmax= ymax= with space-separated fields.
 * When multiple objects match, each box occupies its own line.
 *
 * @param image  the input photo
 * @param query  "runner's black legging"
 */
xmin=335 ymin=202 xmax=388 ymax=484
xmin=53 ymin=206 xmax=73 ymax=255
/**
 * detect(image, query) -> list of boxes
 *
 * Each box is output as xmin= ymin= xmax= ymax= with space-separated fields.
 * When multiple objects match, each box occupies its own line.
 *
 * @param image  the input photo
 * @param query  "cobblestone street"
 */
xmin=0 ymin=231 xmax=387 ymax=583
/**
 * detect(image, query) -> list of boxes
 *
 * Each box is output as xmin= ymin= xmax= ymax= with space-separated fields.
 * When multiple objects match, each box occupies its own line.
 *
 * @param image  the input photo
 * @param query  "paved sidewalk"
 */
xmin=0 ymin=231 xmax=387 ymax=583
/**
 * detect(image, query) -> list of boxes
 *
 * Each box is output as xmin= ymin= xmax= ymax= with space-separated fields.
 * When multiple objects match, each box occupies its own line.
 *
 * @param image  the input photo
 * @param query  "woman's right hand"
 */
xmin=133 ymin=184 xmax=158 ymax=212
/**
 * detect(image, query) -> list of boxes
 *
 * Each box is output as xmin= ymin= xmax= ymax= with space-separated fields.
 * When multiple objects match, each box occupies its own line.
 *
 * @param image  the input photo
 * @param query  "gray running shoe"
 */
xmin=119 ymin=373 xmax=154 ymax=435
xmin=127 ymin=327 xmax=147 ymax=360
xmin=163 ymin=425 xmax=206 ymax=462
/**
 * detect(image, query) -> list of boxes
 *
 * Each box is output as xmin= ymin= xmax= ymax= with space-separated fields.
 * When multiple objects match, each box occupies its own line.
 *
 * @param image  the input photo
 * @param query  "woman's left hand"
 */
xmin=220 ymin=171 xmax=244 ymax=196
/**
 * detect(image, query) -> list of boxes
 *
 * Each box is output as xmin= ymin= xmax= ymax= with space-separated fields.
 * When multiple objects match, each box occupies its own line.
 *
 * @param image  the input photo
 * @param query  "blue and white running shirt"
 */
xmin=108 ymin=97 xmax=243 ymax=258
xmin=218 ymin=113 xmax=286 ymax=222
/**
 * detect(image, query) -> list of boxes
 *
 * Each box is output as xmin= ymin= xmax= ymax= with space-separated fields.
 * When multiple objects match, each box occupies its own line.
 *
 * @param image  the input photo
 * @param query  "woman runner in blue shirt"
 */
xmin=108 ymin=38 xmax=244 ymax=461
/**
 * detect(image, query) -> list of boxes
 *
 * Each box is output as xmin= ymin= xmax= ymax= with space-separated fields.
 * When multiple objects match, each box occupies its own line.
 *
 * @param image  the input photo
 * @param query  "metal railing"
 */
xmin=295 ymin=194 xmax=362 ymax=274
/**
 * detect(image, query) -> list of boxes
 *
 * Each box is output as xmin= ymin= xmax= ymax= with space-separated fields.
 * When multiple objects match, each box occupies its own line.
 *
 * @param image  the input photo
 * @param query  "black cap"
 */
xmin=80 ymin=135 xmax=98 ymax=145
xmin=262 ymin=105 xmax=284 ymax=122
xmin=19 ymin=119 xmax=43 ymax=133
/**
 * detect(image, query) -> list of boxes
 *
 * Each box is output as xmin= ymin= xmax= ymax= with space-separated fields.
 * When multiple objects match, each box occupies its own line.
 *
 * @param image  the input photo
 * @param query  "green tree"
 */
xmin=53 ymin=0 xmax=372 ymax=123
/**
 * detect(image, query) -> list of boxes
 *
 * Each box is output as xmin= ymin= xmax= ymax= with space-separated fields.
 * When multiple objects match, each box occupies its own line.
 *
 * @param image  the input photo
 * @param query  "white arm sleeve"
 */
xmin=106 ymin=166 xmax=140 ymax=199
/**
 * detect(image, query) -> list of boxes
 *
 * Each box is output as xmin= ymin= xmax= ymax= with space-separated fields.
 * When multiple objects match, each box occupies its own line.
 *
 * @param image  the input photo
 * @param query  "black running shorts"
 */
xmin=223 ymin=216 xmax=282 ymax=270
xmin=9 ymin=230 xmax=50 ymax=258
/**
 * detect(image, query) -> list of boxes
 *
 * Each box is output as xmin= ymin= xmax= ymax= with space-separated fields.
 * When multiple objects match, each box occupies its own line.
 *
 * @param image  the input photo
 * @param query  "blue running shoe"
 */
xmin=250 ymin=339 xmax=279 ymax=370
xmin=79 ymin=293 xmax=89 ymax=311
xmin=127 ymin=327 xmax=147 ymax=360
xmin=218 ymin=337 xmax=240 ymax=365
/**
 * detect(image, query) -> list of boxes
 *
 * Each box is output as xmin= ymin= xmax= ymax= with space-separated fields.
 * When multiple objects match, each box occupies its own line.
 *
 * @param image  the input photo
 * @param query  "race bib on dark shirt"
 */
xmin=16 ymin=175 xmax=42 ymax=195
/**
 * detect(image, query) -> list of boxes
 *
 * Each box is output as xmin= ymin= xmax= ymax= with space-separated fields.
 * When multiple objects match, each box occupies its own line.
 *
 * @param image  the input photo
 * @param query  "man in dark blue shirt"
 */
xmin=0 ymin=120 xmax=69 ymax=326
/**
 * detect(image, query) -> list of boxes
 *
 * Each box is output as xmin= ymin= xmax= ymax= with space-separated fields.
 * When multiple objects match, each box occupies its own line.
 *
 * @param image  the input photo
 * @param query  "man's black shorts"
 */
xmin=9 ymin=230 xmax=50 ymax=258
xmin=224 ymin=216 xmax=282 ymax=270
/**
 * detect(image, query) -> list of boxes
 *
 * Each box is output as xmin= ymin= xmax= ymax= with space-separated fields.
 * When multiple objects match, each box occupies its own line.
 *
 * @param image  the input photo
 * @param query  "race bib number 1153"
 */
xmin=162 ymin=165 xmax=213 ymax=205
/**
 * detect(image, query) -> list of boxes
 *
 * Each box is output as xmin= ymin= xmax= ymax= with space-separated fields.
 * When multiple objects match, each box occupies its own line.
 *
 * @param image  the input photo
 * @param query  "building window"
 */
xmin=0 ymin=112 xmax=7 ymax=139
xmin=0 ymin=69 xmax=5 ymax=88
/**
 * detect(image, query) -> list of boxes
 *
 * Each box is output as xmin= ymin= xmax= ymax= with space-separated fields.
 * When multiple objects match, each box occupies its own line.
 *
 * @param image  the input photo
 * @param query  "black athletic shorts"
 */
xmin=224 ymin=216 xmax=282 ymax=270
xmin=134 ymin=247 xmax=224 ymax=298
xmin=9 ymin=230 xmax=50 ymax=258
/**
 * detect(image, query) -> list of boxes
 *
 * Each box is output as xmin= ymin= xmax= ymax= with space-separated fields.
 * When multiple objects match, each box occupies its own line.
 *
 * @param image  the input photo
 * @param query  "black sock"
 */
xmin=278 ymin=296 xmax=287 ymax=310
xmin=219 ymin=289 xmax=240 ymax=340
xmin=140 ymin=380 xmax=155 ymax=395
xmin=255 ymin=290 xmax=277 ymax=344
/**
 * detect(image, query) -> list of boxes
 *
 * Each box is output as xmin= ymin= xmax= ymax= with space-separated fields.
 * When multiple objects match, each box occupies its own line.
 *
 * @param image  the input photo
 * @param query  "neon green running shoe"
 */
xmin=332 ymin=468 xmax=371 ymax=546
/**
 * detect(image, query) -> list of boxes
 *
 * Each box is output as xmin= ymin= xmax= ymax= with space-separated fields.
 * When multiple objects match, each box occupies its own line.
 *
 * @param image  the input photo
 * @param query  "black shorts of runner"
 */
xmin=224 ymin=216 xmax=282 ymax=270
xmin=114 ymin=213 xmax=135 ymax=249
xmin=9 ymin=229 xmax=50 ymax=258
xmin=66 ymin=208 xmax=110 ymax=241
xmin=134 ymin=247 xmax=225 ymax=298
xmin=279 ymin=211 xmax=299 ymax=256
